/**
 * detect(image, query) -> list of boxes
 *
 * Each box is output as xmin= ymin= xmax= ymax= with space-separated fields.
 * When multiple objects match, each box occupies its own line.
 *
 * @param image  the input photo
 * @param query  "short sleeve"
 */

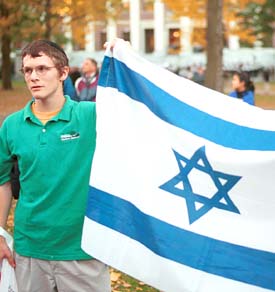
xmin=0 ymin=121 xmax=14 ymax=185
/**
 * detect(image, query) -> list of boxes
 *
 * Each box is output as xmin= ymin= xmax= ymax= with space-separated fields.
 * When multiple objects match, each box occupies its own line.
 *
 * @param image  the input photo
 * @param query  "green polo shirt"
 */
xmin=0 ymin=96 xmax=96 ymax=260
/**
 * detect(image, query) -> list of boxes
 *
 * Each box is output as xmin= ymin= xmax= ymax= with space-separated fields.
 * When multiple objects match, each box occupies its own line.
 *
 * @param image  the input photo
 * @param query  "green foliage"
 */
xmin=238 ymin=0 xmax=275 ymax=47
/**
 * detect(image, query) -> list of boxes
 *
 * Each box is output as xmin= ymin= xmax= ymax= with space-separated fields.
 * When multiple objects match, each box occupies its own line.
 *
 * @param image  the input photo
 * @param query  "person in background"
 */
xmin=229 ymin=71 xmax=255 ymax=105
xmin=63 ymin=75 xmax=78 ymax=100
xmin=75 ymin=58 xmax=99 ymax=102
xmin=178 ymin=66 xmax=193 ymax=80
xmin=192 ymin=66 xmax=205 ymax=85
xmin=69 ymin=66 xmax=81 ymax=85
xmin=262 ymin=68 xmax=270 ymax=95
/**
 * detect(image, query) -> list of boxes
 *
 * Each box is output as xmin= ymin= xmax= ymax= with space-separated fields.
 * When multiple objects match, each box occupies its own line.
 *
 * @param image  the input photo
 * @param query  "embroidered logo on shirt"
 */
xmin=60 ymin=133 xmax=80 ymax=141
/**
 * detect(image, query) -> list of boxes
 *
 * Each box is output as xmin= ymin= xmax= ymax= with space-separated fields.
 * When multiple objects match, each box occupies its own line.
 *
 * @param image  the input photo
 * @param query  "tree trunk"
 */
xmin=0 ymin=1 xmax=13 ymax=90
xmin=204 ymin=0 xmax=224 ymax=92
xmin=44 ymin=0 xmax=52 ymax=39
xmin=1 ymin=33 xmax=12 ymax=90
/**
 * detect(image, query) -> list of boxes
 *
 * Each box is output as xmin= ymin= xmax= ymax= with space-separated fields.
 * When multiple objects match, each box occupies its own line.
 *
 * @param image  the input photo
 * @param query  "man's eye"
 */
xmin=24 ymin=68 xmax=32 ymax=74
xmin=37 ymin=66 xmax=47 ymax=73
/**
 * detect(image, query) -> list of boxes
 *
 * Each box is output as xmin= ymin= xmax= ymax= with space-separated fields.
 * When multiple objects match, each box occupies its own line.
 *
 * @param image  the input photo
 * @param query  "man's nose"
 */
xmin=30 ymin=69 xmax=39 ymax=79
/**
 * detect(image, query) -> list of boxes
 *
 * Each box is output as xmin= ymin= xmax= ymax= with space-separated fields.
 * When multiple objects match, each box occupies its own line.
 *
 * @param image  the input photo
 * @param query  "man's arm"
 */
xmin=0 ymin=181 xmax=16 ymax=267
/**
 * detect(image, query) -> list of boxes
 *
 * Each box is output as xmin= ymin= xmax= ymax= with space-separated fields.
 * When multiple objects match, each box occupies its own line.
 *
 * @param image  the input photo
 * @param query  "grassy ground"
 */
xmin=0 ymin=81 xmax=30 ymax=122
xmin=1 ymin=80 xmax=275 ymax=291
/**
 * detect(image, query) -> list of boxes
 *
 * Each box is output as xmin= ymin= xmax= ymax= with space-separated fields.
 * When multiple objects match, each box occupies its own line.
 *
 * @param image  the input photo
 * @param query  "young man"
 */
xmin=75 ymin=58 xmax=99 ymax=102
xmin=0 ymin=40 xmax=111 ymax=292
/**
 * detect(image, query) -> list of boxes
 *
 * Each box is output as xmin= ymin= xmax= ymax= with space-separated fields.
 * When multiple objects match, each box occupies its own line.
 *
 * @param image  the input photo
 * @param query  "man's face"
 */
xmin=22 ymin=53 xmax=66 ymax=101
xmin=81 ymin=59 xmax=97 ymax=76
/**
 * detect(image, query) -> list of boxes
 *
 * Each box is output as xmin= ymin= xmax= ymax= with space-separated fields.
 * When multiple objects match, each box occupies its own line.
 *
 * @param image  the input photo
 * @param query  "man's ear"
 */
xmin=60 ymin=66 xmax=70 ymax=81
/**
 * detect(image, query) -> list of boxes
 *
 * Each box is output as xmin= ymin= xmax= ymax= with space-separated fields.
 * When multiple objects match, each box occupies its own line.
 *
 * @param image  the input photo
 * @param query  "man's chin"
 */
xmin=32 ymin=95 xmax=43 ymax=100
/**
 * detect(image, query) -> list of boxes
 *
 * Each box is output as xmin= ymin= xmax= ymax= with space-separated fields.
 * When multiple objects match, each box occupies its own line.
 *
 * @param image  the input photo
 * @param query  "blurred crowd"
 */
xmin=64 ymin=54 xmax=274 ymax=105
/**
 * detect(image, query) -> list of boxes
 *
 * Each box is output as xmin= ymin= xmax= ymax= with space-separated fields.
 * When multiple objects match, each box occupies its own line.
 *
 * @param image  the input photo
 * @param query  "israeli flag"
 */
xmin=82 ymin=39 xmax=275 ymax=292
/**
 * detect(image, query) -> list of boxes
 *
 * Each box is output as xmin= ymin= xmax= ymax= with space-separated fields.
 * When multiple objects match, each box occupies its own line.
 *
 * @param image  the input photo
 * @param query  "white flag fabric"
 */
xmin=0 ymin=228 xmax=18 ymax=292
xmin=82 ymin=40 xmax=275 ymax=292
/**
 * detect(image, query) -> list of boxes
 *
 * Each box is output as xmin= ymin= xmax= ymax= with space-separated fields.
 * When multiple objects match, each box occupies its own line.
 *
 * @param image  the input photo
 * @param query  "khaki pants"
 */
xmin=15 ymin=253 xmax=111 ymax=292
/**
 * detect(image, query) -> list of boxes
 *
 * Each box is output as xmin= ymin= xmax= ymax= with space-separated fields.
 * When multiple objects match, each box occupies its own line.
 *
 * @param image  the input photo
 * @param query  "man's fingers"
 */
xmin=103 ymin=42 xmax=109 ymax=49
xmin=103 ymin=38 xmax=132 ymax=51
xmin=6 ymin=251 xmax=16 ymax=268
xmin=0 ymin=236 xmax=16 ymax=268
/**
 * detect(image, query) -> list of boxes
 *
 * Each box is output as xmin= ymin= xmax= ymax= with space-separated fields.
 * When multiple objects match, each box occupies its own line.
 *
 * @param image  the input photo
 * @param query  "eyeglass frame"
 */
xmin=19 ymin=65 xmax=57 ymax=78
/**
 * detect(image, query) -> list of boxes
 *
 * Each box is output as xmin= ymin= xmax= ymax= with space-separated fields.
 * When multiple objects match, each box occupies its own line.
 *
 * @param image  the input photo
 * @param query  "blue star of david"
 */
xmin=159 ymin=146 xmax=242 ymax=224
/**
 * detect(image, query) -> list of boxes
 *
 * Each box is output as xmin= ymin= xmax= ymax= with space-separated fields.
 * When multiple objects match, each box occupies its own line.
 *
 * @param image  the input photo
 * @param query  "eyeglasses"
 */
xmin=20 ymin=65 xmax=56 ymax=77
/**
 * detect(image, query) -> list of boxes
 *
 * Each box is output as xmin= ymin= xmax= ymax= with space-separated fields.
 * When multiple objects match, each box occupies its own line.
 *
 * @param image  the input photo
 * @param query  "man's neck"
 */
xmin=33 ymin=94 xmax=66 ymax=112
xmin=84 ymin=72 xmax=96 ymax=79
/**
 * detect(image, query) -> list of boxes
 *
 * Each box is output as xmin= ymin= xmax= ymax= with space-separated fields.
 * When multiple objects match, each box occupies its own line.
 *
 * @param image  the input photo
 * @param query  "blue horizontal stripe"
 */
xmin=98 ymin=56 xmax=275 ymax=151
xmin=86 ymin=186 xmax=275 ymax=290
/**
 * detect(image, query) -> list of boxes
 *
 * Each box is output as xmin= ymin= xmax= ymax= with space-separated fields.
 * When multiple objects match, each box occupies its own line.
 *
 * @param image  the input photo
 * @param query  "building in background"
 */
xmin=65 ymin=0 xmax=274 ymax=78
xmin=68 ymin=0 xmax=260 ymax=55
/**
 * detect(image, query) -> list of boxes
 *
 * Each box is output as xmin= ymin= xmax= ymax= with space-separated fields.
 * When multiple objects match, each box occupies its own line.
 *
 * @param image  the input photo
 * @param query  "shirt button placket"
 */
xmin=40 ymin=127 xmax=47 ymax=145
